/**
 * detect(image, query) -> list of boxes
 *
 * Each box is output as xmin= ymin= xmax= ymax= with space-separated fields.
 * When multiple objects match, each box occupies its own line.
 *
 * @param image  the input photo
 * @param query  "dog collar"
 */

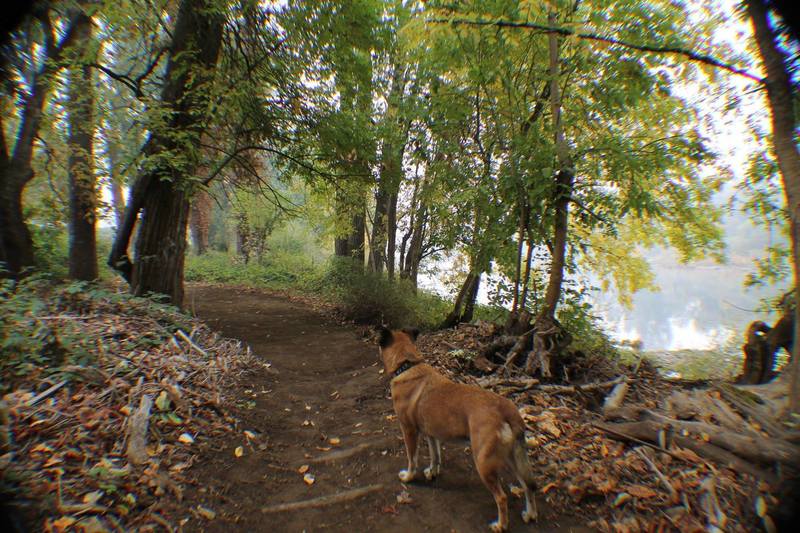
xmin=392 ymin=360 xmax=419 ymax=378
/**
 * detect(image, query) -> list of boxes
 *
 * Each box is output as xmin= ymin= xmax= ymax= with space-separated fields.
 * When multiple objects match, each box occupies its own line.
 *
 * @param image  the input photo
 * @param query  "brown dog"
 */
xmin=378 ymin=327 xmax=537 ymax=531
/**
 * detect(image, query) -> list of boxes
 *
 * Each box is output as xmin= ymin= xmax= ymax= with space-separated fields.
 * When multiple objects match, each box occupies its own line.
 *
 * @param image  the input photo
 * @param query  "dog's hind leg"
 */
xmin=473 ymin=438 xmax=509 ymax=532
xmin=398 ymin=423 xmax=420 ymax=482
xmin=510 ymin=435 xmax=538 ymax=523
xmin=424 ymin=437 xmax=442 ymax=480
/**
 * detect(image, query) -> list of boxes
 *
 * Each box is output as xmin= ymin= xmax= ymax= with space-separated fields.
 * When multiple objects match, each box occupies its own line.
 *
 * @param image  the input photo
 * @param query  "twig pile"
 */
xmin=1 ymin=285 xmax=255 ymax=531
xmin=416 ymin=323 xmax=792 ymax=532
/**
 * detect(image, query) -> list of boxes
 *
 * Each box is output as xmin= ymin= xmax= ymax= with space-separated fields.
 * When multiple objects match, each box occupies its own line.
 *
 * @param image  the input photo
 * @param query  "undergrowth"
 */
xmin=0 ymin=275 xmax=191 ymax=392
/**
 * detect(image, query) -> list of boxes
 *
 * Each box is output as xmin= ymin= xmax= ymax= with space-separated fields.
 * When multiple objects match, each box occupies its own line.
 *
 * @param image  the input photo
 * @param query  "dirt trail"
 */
xmin=177 ymin=285 xmax=585 ymax=532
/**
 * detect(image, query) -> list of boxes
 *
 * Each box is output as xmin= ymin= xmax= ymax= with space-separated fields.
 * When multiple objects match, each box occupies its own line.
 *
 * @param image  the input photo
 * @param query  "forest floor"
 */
xmin=4 ymin=282 xmax=774 ymax=532
xmin=171 ymin=284 xmax=588 ymax=532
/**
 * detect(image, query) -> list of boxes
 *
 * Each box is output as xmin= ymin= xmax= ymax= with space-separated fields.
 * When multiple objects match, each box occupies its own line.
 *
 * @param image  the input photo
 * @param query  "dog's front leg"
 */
xmin=398 ymin=423 xmax=420 ymax=482
xmin=424 ymin=437 xmax=442 ymax=480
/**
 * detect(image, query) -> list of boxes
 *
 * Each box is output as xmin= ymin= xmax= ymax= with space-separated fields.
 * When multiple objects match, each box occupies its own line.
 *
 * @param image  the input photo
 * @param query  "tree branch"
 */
xmin=428 ymin=18 xmax=765 ymax=84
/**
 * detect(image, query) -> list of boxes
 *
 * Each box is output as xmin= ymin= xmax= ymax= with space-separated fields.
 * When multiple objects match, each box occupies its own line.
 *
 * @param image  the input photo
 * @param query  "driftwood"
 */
xmin=538 ymin=375 xmax=626 ymax=394
xmin=127 ymin=394 xmax=153 ymax=465
xmin=596 ymin=420 xmax=777 ymax=483
xmin=716 ymin=383 xmax=788 ymax=439
xmin=260 ymin=484 xmax=385 ymax=513
xmin=643 ymin=411 xmax=799 ymax=464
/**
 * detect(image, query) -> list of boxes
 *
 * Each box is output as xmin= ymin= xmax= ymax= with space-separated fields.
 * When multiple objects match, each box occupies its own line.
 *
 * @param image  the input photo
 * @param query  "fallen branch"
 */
xmin=261 ymin=484 xmax=385 ymax=513
xmin=539 ymin=376 xmax=626 ymax=394
xmin=26 ymin=380 xmax=68 ymax=407
xmin=127 ymin=394 xmax=153 ymax=465
xmin=635 ymin=447 xmax=678 ymax=502
xmin=597 ymin=420 xmax=778 ymax=483
xmin=176 ymin=329 xmax=208 ymax=357
xmin=716 ymin=383 xmax=788 ymax=439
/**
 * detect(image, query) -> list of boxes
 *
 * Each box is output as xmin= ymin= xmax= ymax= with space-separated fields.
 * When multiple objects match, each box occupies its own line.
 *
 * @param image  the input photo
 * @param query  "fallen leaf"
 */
xmin=234 ymin=446 xmax=243 ymax=458
xmin=244 ymin=430 xmax=256 ymax=440
xmin=196 ymin=505 xmax=216 ymax=520
xmin=541 ymin=482 xmax=557 ymax=494
xmin=31 ymin=443 xmax=54 ymax=454
xmin=329 ymin=437 xmax=341 ymax=445
xmin=82 ymin=491 xmax=104 ymax=505
xmin=43 ymin=455 xmax=63 ymax=467
xmin=298 ymin=464 xmax=310 ymax=474
xmin=155 ymin=390 xmax=170 ymax=411
xmin=626 ymin=484 xmax=657 ymax=499
xmin=303 ymin=473 xmax=315 ymax=485
xmin=51 ymin=516 xmax=77 ymax=532
xmin=756 ymin=495 xmax=768 ymax=518
xmin=613 ymin=492 xmax=631 ymax=507
xmin=510 ymin=486 xmax=524 ymax=497
xmin=396 ymin=490 xmax=412 ymax=504
xmin=178 ymin=433 xmax=194 ymax=444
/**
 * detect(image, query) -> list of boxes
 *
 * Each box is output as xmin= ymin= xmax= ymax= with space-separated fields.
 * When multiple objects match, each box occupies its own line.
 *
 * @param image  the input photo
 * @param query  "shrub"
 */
xmin=310 ymin=258 xmax=450 ymax=329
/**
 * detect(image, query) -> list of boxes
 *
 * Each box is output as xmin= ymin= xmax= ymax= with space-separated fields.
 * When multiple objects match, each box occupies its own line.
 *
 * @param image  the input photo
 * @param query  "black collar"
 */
xmin=392 ymin=360 xmax=419 ymax=378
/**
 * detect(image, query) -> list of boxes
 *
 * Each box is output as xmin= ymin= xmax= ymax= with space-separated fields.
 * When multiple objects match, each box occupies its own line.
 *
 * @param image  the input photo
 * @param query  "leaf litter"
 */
xmin=0 ymin=283 xmax=255 ymax=531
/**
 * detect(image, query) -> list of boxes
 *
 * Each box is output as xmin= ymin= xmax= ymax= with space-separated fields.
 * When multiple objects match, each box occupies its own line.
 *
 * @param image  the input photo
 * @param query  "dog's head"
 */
xmin=377 ymin=326 xmax=423 ymax=375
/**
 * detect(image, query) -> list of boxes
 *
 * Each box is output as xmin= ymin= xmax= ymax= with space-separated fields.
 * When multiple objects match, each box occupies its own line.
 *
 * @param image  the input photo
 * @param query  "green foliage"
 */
xmin=310 ymin=258 xmax=451 ymax=329
xmin=0 ymin=277 xmax=191 ymax=391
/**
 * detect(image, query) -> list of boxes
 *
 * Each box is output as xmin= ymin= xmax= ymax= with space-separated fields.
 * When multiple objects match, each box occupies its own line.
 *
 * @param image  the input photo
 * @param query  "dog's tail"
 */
xmin=511 ymin=432 xmax=536 ymax=488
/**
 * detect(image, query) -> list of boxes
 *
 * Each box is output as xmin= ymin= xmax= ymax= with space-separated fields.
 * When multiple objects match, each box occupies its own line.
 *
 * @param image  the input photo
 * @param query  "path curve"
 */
xmin=179 ymin=285 xmax=584 ymax=532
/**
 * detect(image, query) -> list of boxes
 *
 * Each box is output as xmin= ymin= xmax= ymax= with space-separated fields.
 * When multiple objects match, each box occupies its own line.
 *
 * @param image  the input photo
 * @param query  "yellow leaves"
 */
xmin=303 ymin=473 xmax=316 ymax=485
xmin=755 ymin=495 xmax=768 ymax=517
xmin=234 ymin=446 xmax=244 ymax=458
xmin=298 ymin=464 xmax=310 ymax=474
xmin=51 ymin=516 xmax=77 ymax=532
xmin=178 ymin=433 xmax=194 ymax=444
xmin=328 ymin=437 xmax=341 ymax=445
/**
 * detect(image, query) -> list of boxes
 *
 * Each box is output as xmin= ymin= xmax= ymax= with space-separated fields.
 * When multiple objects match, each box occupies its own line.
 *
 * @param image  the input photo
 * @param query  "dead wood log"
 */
xmin=538 ymin=375 xmax=625 ymax=394
xmin=260 ymin=484 xmax=385 ymax=513
xmin=501 ymin=329 xmax=535 ymax=371
xmin=666 ymin=390 xmax=756 ymax=435
xmin=477 ymin=376 xmax=539 ymax=391
xmin=717 ymin=383 xmax=789 ymax=439
xmin=127 ymin=394 xmax=153 ymax=465
xmin=643 ymin=411 xmax=800 ymax=464
xmin=596 ymin=421 xmax=777 ymax=483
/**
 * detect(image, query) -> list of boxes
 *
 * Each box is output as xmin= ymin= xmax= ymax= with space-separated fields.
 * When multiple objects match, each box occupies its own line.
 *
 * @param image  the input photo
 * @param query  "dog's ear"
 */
xmin=402 ymin=327 xmax=420 ymax=342
xmin=378 ymin=326 xmax=393 ymax=348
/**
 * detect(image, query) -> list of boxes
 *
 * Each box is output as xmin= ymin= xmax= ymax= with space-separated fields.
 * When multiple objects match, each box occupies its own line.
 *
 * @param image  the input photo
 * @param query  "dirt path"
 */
xmin=176 ymin=285 xmax=585 ymax=532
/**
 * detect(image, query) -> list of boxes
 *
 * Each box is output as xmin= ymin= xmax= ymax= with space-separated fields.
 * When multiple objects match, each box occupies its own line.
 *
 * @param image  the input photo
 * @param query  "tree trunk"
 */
xmin=0 ymin=14 xmax=81 ymax=276
xmin=539 ymin=10 xmax=575 ymax=320
xmin=460 ymin=271 xmax=481 ymax=323
xmin=440 ymin=271 xmax=477 ymax=329
xmin=67 ymin=13 xmax=97 ymax=281
xmin=748 ymin=0 xmax=800 ymax=414
xmin=386 ymin=190 xmax=398 ymax=279
xmin=133 ymin=179 xmax=190 ymax=303
xmin=108 ymin=0 xmax=224 ymax=305
xmin=368 ymin=181 xmax=388 ymax=272
xmin=189 ymin=188 xmax=212 ymax=255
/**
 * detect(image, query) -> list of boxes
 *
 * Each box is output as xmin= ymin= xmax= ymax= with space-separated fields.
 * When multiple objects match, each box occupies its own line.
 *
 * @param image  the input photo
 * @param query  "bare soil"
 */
xmin=174 ymin=284 xmax=588 ymax=532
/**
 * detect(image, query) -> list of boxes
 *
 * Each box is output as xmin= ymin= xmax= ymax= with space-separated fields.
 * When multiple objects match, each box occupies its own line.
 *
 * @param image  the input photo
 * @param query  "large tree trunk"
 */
xmin=460 ymin=271 xmax=481 ymax=323
xmin=748 ymin=0 xmax=800 ymax=414
xmin=189 ymin=188 xmax=212 ymax=255
xmin=67 ymin=12 xmax=97 ymax=281
xmin=108 ymin=0 xmax=224 ymax=305
xmin=0 ymin=13 xmax=81 ymax=276
xmin=440 ymin=271 xmax=478 ymax=329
